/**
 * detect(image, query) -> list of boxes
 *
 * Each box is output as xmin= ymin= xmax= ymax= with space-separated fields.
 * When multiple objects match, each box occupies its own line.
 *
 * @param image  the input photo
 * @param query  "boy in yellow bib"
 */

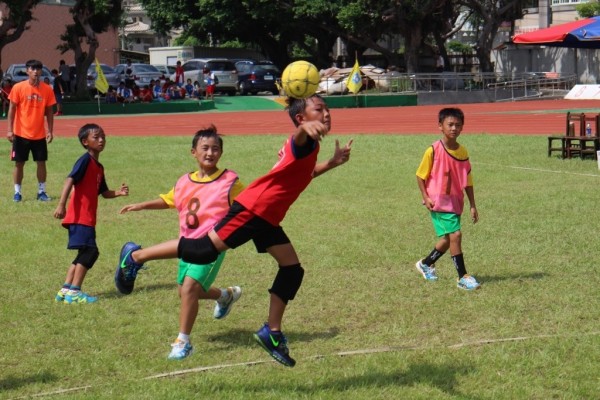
xmin=118 ymin=125 xmax=245 ymax=359
xmin=415 ymin=108 xmax=480 ymax=290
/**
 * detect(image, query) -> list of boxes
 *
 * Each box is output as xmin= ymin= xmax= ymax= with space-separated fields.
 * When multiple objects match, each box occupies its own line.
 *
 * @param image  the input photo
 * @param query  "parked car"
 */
xmin=172 ymin=58 xmax=238 ymax=96
xmin=114 ymin=63 xmax=162 ymax=88
xmin=70 ymin=63 xmax=120 ymax=93
xmin=153 ymin=64 xmax=176 ymax=79
xmin=235 ymin=60 xmax=281 ymax=95
xmin=4 ymin=63 xmax=54 ymax=85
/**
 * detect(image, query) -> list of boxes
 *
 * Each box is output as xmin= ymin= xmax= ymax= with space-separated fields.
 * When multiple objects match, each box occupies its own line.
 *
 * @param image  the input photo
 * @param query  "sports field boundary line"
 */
xmin=12 ymin=330 xmax=600 ymax=399
xmin=474 ymin=161 xmax=600 ymax=177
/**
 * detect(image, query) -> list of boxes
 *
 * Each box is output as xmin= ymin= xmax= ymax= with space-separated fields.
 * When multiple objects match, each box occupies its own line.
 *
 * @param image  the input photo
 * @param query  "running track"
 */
xmin=2 ymin=99 xmax=598 ymax=137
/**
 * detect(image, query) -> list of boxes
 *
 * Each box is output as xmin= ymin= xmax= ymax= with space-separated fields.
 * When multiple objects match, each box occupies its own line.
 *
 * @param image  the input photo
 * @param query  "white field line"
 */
xmin=473 ymin=161 xmax=600 ymax=178
xmin=13 ymin=331 xmax=600 ymax=399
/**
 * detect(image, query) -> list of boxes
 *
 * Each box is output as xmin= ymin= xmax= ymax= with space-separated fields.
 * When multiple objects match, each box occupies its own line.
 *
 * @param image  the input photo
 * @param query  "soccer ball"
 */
xmin=281 ymin=60 xmax=320 ymax=99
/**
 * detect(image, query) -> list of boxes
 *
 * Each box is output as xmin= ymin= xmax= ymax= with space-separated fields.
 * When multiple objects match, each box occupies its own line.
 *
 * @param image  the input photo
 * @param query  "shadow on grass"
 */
xmin=96 ymin=283 xmax=175 ymax=299
xmin=0 ymin=371 xmax=57 ymax=392
xmin=213 ymin=361 xmax=476 ymax=398
xmin=206 ymin=326 xmax=341 ymax=346
xmin=476 ymin=271 xmax=548 ymax=284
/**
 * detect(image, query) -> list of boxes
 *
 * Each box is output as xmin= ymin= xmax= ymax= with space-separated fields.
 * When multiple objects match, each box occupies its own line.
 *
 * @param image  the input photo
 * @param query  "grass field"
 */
xmin=0 ymin=133 xmax=599 ymax=399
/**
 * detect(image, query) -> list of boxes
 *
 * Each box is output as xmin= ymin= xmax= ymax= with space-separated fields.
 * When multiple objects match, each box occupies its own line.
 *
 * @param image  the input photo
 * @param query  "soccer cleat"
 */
xmin=253 ymin=323 xmax=296 ymax=367
xmin=65 ymin=291 xmax=98 ymax=304
xmin=37 ymin=192 xmax=51 ymax=201
xmin=415 ymin=260 xmax=438 ymax=281
xmin=168 ymin=339 xmax=194 ymax=360
xmin=114 ymin=242 xmax=144 ymax=295
xmin=457 ymin=274 xmax=481 ymax=291
xmin=213 ymin=286 xmax=242 ymax=319
xmin=13 ymin=192 xmax=22 ymax=202
xmin=55 ymin=290 xmax=66 ymax=303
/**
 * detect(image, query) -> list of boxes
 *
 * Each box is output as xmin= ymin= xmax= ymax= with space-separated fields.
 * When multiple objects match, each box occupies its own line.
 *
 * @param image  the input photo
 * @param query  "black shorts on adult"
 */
xmin=11 ymin=135 xmax=48 ymax=162
xmin=215 ymin=201 xmax=291 ymax=253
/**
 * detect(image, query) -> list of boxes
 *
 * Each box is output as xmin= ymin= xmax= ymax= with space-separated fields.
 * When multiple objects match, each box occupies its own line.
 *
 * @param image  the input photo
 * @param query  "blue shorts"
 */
xmin=67 ymin=224 xmax=97 ymax=249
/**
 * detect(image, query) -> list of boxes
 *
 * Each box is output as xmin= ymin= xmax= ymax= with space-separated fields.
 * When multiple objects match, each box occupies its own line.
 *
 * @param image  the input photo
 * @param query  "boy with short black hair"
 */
xmin=115 ymin=94 xmax=353 ymax=367
xmin=53 ymin=123 xmax=129 ymax=304
xmin=415 ymin=107 xmax=481 ymax=290
xmin=118 ymin=125 xmax=245 ymax=360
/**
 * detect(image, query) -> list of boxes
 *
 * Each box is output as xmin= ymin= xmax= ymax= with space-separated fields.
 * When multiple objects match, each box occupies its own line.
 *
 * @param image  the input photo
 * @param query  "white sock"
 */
xmin=38 ymin=182 xmax=46 ymax=193
xmin=217 ymin=288 xmax=230 ymax=302
xmin=14 ymin=184 xmax=21 ymax=194
xmin=177 ymin=333 xmax=190 ymax=343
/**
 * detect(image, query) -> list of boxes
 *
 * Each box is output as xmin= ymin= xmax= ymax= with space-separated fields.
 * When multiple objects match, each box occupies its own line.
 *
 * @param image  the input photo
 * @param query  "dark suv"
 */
xmin=235 ymin=60 xmax=281 ymax=95
xmin=172 ymin=58 xmax=238 ymax=96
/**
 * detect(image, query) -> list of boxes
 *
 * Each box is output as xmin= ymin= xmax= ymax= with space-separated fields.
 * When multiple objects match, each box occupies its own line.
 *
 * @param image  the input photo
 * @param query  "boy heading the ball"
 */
xmin=414 ymin=107 xmax=481 ymax=290
xmin=115 ymin=94 xmax=353 ymax=366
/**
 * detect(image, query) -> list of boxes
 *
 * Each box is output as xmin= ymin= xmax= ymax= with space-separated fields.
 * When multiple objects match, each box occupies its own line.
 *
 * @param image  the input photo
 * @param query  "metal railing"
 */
xmin=321 ymin=71 xmax=578 ymax=101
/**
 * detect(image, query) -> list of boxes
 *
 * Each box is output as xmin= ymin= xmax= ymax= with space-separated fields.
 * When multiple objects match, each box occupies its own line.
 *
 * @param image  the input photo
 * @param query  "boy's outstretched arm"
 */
xmin=120 ymin=198 xmax=169 ymax=214
xmin=102 ymin=183 xmax=129 ymax=199
xmin=313 ymin=139 xmax=353 ymax=178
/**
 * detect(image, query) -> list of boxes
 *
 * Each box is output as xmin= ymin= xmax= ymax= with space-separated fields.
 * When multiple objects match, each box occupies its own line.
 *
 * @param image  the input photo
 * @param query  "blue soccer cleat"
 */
xmin=114 ymin=242 xmax=144 ymax=295
xmin=253 ymin=323 xmax=296 ymax=367
xmin=213 ymin=286 xmax=242 ymax=319
xmin=457 ymin=274 xmax=481 ymax=291
xmin=415 ymin=260 xmax=438 ymax=281
xmin=168 ymin=339 xmax=194 ymax=360
xmin=65 ymin=291 xmax=98 ymax=304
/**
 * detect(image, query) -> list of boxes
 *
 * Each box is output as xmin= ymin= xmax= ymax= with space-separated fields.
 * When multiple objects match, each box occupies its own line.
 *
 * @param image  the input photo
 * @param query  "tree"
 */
xmin=0 ymin=0 xmax=43 ymax=73
xmin=459 ymin=0 xmax=526 ymax=72
xmin=57 ymin=0 xmax=123 ymax=98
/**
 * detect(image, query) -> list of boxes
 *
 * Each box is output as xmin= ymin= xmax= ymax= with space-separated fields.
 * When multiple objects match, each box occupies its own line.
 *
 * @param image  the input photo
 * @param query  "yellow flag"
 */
xmin=94 ymin=58 xmax=109 ymax=94
xmin=346 ymin=58 xmax=362 ymax=94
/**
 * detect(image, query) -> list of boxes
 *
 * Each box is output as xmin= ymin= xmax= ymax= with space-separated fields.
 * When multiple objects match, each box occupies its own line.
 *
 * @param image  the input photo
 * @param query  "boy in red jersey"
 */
xmin=118 ymin=126 xmax=245 ymax=361
xmin=116 ymin=94 xmax=353 ymax=366
xmin=54 ymin=124 xmax=129 ymax=304
xmin=415 ymin=107 xmax=481 ymax=290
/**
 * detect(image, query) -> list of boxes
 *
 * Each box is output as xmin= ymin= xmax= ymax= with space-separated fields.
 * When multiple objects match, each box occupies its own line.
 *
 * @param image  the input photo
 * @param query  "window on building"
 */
xmin=551 ymin=0 xmax=586 ymax=5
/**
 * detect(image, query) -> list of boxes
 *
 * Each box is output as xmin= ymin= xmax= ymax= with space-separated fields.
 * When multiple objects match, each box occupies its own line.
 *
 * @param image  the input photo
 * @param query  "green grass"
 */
xmin=0 ymin=133 xmax=599 ymax=399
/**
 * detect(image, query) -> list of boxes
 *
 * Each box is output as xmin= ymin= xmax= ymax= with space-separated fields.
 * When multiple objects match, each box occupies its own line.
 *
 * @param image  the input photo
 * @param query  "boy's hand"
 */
xmin=120 ymin=203 xmax=141 ymax=214
xmin=470 ymin=206 xmax=479 ymax=223
xmin=300 ymin=120 xmax=329 ymax=141
xmin=117 ymin=183 xmax=129 ymax=197
xmin=53 ymin=206 xmax=66 ymax=219
xmin=330 ymin=139 xmax=353 ymax=166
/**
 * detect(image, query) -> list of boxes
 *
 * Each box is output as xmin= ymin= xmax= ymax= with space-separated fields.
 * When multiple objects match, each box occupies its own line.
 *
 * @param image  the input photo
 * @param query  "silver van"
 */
xmin=172 ymin=58 xmax=238 ymax=96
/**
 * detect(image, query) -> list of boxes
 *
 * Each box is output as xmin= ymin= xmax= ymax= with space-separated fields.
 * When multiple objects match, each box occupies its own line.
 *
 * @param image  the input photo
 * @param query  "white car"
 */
xmin=171 ymin=58 xmax=238 ymax=96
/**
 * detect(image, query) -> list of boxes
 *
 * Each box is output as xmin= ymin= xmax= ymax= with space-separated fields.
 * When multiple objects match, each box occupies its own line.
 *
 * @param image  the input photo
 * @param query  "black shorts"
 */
xmin=11 ymin=135 xmax=48 ymax=162
xmin=215 ymin=201 xmax=291 ymax=253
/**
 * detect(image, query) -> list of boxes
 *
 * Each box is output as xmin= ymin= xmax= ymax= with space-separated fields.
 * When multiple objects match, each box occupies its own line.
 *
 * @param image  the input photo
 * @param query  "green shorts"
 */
xmin=177 ymin=252 xmax=226 ymax=291
xmin=430 ymin=211 xmax=461 ymax=237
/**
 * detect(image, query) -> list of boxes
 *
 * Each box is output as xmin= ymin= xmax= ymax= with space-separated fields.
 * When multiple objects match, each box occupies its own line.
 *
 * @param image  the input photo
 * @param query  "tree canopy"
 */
xmin=0 ymin=0 xmax=43 ymax=73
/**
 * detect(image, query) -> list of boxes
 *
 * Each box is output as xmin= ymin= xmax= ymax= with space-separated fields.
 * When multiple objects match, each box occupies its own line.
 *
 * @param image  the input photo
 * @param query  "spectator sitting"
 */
xmin=167 ymin=84 xmax=182 ymax=100
xmin=184 ymin=79 xmax=194 ymax=98
xmin=131 ymin=84 xmax=140 ymax=102
xmin=105 ymin=86 xmax=117 ymax=103
xmin=116 ymin=81 xmax=134 ymax=103
xmin=162 ymin=77 xmax=172 ymax=94
xmin=193 ymin=80 xmax=202 ymax=99
xmin=139 ymin=85 xmax=153 ymax=103
xmin=152 ymin=80 xmax=165 ymax=102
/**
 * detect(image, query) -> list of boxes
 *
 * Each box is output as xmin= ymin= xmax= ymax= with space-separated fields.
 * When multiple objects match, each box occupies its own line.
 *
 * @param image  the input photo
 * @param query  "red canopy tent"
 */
xmin=513 ymin=16 xmax=600 ymax=48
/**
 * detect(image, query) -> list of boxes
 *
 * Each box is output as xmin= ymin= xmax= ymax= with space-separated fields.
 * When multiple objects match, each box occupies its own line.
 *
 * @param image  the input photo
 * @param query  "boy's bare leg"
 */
xmin=131 ymin=239 xmax=179 ymax=264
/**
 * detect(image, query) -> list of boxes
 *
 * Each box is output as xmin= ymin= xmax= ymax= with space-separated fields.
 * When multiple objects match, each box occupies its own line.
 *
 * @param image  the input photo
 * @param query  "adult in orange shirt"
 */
xmin=7 ymin=59 xmax=56 ymax=202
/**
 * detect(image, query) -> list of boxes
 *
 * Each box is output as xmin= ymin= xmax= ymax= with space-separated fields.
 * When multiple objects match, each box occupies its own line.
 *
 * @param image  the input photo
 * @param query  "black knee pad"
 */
xmin=178 ymin=236 xmax=219 ymax=265
xmin=73 ymin=246 xmax=99 ymax=270
xmin=269 ymin=264 xmax=304 ymax=305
